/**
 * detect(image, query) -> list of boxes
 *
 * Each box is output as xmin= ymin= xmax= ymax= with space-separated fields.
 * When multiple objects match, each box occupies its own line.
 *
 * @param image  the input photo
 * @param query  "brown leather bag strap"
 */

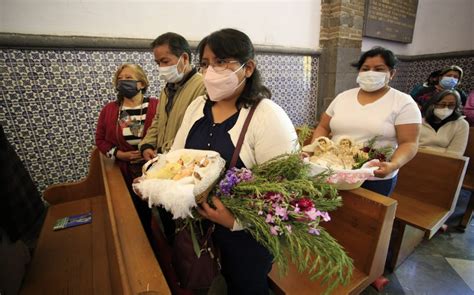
xmin=229 ymin=102 xmax=259 ymax=168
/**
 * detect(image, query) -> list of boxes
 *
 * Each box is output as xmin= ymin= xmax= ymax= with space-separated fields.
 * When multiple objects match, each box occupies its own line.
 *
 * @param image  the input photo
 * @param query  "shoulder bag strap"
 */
xmin=229 ymin=102 xmax=259 ymax=169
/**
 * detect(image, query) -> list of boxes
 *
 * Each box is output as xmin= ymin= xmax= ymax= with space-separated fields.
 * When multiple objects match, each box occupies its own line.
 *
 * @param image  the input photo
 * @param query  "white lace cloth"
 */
xmin=133 ymin=149 xmax=226 ymax=219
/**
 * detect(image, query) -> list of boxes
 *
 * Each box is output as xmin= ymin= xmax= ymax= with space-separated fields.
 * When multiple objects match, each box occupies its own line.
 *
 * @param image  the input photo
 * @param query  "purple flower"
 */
xmin=218 ymin=167 xmax=254 ymax=195
xmin=274 ymin=206 xmax=288 ymax=220
xmin=308 ymin=227 xmax=320 ymax=235
xmin=270 ymin=225 xmax=281 ymax=235
xmin=265 ymin=214 xmax=274 ymax=223
xmin=305 ymin=208 xmax=318 ymax=221
xmin=285 ymin=225 xmax=292 ymax=233
xmin=258 ymin=210 xmax=264 ymax=215
xmin=319 ymin=211 xmax=331 ymax=222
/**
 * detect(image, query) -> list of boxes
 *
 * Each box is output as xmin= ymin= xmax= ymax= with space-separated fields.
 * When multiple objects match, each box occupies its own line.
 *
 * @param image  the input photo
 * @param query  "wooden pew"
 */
xmin=20 ymin=148 xmax=170 ymax=295
xmin=458 ymin=127 xmax=474 ymax=230
xmin=388 ymin=150 xmax=468 ymax=270
xmin=268 ymin=188 xmax=397 ymax=295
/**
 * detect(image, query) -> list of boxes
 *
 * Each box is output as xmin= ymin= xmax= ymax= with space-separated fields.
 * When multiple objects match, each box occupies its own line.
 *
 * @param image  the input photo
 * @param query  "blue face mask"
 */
xmin=439 ymin=76 xmax=458 ymax=89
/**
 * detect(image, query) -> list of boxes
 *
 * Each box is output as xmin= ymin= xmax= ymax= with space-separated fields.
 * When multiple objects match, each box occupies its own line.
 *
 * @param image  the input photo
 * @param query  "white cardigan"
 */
xmin=419 ymin=116 xmax=469 ymax=157
xmin=171 ymin=96 xmax=299 ymax=168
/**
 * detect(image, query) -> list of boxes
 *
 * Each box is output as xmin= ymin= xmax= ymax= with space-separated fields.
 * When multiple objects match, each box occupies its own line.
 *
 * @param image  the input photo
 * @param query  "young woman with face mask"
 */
xmin=413 ymin=65 xmax=468 ymax=107
xmin=171 ymin=28 xmax=298 ymax=294
xmin=311 ymin=47 xmax=422 ymax=196
xmin=418 ymin=89 xmax=469 ymax=156
xmin=95 ymin=63 xmax=158 ymax=237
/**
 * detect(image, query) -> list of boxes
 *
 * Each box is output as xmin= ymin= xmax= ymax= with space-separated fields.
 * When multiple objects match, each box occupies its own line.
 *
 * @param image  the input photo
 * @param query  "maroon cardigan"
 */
xmin=95 ymin=97 xmax=158 ymax=182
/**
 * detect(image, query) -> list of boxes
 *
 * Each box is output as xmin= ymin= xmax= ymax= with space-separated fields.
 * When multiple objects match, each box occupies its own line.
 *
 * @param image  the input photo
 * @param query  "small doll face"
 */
xmin=340 ymin=139 xmax=352 ymax=148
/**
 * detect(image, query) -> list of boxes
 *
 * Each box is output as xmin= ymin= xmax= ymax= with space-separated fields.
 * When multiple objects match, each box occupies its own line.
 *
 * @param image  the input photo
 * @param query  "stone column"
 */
xmin=317 ymin=0 xmax=366 ymax=119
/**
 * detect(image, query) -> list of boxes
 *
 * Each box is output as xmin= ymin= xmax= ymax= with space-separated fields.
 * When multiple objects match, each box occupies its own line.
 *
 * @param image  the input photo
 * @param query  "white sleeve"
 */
xmin=252 ymin=101 xmax=299 ymax=165
xmin=395 ymin=96 xmax=422 ymax=125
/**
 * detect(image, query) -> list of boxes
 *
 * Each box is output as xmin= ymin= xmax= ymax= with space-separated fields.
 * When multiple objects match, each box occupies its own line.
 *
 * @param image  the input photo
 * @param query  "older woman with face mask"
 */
xmin=171 ymin=28 xmax=298 ymax=294
xmin=96 ymin=63 xmax=158 ymax=237
xmin=311 ymin=47 xmax=422 ymax=196
xmin=419 ymin=89 xmax=469 ymax=156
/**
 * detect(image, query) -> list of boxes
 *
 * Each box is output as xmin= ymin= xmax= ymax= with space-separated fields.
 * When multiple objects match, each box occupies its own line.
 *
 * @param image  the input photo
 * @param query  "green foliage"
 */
xmin=218 ymin=152 xmax=354 ymax=294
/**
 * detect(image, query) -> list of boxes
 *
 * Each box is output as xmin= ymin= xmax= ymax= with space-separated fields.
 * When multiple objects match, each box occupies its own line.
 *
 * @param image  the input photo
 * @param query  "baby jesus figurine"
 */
xmin=310 ymin=136 xmax=345 ymax=169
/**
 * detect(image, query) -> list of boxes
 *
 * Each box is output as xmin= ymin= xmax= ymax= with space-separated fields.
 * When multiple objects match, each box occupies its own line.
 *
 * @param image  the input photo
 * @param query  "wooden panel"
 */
xmin=43 ymin=148 xmax=104 ymax=205
xmin=268 ymin=188 xmax=397 ymax=295
xmin=391 ymin=192 xmax=450 ymax=238
xmin=101 ymin=154 xmax=170 ymax=295
xmin=269 ymin=263 xmax=368 ymax=295
xmin=395 ymin=151 xmax=467 ymax=210
xmin=20 ymin=196 xmax=109 ymax=295
xmin=388 ymin=221 xmax=425 ymax=270
xmin=21 ymin=148 xmax=170 ymax=295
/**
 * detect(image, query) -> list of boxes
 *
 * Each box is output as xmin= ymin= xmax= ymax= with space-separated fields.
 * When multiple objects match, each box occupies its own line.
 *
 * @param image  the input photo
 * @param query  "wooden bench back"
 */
xmin=394 ymin=150 xmax=468 ymax=210
xmin=22 ymin=148 xmax=170 ymax=295
xmin=269 ymin=188 xmax=396 ymax=294
xmin=325 ymin=189 xmax=396 ymax=279
xmin=43 ymin=148 xmax=105 ymax=205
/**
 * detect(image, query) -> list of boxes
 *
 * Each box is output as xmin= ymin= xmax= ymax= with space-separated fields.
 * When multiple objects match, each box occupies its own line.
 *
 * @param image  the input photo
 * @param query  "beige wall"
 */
xmin=0 ymin=0 xmax=321 ymax=50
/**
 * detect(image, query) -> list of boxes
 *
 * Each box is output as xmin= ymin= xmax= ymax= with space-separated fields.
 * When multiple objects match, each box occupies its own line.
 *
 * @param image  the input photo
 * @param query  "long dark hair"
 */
xmin=422 ymin=89 xmax=463 ymax=124
xmin=197 ymin=28 xmax=271 ymax=108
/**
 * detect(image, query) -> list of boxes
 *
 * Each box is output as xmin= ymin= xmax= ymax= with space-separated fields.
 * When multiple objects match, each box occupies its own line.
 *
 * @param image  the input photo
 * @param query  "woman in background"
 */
xmin=414 ymin=65 xmax=467 ymax=107
xmin=96 ymin=63 xmax=158 ymax=237
xmin=311 ymin=47 xmax=421 ymax=196
xmin=419 ymin=89 xmax=469 ymax=156
xmin=171 ymin=28 xmax=298 ymax=294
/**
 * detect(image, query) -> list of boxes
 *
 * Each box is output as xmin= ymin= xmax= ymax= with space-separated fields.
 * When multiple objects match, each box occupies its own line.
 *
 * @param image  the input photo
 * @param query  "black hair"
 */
xmin=422 ymin=89 xmax=463 ymax=124
xmin=197 ymin=28 xmax=271 ymax=108
xmin=426 ymin=69 xmax=442 ymax=86
xmin=151 ymin=32 xmax=191 ymax=60
xmin=352 ymin=46 xmax=398 ymax=70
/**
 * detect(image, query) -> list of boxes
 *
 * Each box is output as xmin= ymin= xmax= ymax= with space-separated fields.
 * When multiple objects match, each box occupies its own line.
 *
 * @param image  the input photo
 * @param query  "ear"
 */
xmin=244 ymin=59 xmax=256 ymax=78
xmin=182 ymin=52 xmax=190 ymax=65
xmin=389 ymin=69 xmax=397 ymax=80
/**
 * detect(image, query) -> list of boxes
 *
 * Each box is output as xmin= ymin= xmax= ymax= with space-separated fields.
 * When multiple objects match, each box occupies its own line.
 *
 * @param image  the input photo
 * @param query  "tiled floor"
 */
xmin=361 ymin=189 xmax=474 ymax=295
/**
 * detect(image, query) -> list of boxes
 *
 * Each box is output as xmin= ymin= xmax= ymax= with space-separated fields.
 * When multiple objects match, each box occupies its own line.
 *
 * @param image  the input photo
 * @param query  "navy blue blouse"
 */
xmin=185 ymin=100 xmax=245 ymax=169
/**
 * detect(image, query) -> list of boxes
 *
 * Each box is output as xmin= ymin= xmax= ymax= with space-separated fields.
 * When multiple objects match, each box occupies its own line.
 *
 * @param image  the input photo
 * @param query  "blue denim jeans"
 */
xmin=361 ymin=175 xmax=398 ymax=196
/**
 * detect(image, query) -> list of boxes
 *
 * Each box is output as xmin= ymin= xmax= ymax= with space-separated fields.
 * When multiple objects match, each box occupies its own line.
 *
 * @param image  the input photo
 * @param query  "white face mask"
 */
xmin=356 ymin=71 xmax=390 ymax=92
xmin=159 ymin=56 xmax=185 ymax=83
xmin=433 ymin=107 xmax=454 ymax=120
xmin=204 ymin=64 xmax=245 ymax=102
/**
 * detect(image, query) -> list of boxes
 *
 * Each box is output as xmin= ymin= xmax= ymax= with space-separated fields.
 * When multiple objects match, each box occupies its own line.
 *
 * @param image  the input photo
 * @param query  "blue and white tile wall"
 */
xmin=391 ymin=56 xmax=474 ymax=95
xmin=0 ymin=48 xmax=319 ymax=192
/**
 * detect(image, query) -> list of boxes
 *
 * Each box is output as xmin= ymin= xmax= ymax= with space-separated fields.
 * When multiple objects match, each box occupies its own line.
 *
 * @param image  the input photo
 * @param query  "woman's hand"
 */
xmin=142 ymin=148 xmax=157 ymax=161
xmin=116 ymin=150 xmax=142 ymax=162
xmin=197 ymin=196 xmax=235 ymax=229
xmin=372 ymin=161 xmax=399 ymax=178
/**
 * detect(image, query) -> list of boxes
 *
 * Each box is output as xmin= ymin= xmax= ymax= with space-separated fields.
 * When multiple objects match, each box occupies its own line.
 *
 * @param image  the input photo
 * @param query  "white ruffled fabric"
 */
xmin=305 ymin=158 xmax=379 ymax=190
xmin=133 ymin=149 xmax=226 ymax=219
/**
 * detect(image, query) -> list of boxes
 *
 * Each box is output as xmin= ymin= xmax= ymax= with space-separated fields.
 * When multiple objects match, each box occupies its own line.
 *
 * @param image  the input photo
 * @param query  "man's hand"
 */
xmin=142 ymin=148 xmax=157 ymax=161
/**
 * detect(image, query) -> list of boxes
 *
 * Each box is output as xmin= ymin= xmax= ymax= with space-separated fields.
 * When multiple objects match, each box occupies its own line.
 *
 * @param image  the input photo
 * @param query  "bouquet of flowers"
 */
xmin=214 ymin=153 xmax=353 ymax=293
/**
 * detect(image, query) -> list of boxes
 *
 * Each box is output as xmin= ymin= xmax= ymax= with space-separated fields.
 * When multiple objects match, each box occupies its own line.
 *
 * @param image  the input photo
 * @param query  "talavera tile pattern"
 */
xmin=391 ymin=56 xmax=474 ymax=96
xmin=0 ymin=48 xmax=319 ymax=192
